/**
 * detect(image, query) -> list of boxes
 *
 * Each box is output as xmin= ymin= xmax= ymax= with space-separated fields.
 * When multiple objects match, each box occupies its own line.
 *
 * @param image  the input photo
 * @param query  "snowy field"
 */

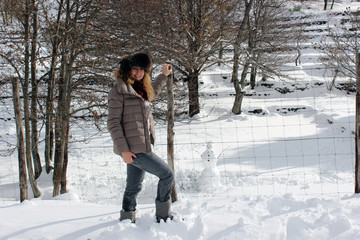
xmin=1 ymin=1 xmax=360 ymax=240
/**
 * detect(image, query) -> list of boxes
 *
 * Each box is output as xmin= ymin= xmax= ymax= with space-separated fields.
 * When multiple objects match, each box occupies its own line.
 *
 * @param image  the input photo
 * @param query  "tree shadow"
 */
xmin=1 ymin=211 xmax=118 ymax=240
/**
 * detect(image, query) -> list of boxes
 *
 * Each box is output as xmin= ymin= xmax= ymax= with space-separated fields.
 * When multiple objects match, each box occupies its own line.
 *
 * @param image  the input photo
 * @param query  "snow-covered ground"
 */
xmin=1 ymin=1 xmax=360 ymax=240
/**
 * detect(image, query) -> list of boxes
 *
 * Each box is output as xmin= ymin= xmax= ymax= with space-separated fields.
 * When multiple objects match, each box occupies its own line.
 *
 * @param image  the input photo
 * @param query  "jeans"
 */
xmin=122 ymin=152 xmax=174 ymax=212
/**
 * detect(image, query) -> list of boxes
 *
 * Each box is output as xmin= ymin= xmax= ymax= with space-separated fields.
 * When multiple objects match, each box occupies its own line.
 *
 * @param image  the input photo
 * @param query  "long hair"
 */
xmin=114 ymin=55 xmax=155 ymax=101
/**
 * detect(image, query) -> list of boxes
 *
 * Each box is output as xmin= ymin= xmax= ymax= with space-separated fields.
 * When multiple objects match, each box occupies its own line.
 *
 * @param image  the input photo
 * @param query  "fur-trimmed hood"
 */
xmin=115 ymin=77 xmax=139 ymax=97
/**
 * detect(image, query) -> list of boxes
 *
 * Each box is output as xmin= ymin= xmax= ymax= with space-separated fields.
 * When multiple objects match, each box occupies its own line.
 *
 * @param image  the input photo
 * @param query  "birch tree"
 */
xmin=30 ymin=0 xmax=42 ymax=179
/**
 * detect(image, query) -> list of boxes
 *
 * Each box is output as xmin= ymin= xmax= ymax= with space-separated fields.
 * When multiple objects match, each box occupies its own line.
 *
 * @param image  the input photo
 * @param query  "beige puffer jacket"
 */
xmin=107 ymin=74 xmax=167 ymax=155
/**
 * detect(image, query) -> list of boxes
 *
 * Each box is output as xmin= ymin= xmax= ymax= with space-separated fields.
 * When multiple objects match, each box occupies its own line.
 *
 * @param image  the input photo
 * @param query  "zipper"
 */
xmin=140 ymin=97 xmax=151 ymax=152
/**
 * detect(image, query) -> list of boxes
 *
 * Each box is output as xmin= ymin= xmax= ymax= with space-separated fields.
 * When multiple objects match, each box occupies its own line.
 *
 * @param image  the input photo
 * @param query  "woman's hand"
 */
xmin=121 ymin=151 xmax=136 ymax=164
xmin=161 ymin=63 xmax=172 ymax=76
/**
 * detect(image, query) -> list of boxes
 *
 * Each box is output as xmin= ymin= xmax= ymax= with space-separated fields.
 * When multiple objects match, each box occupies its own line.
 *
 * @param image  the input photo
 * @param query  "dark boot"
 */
xmin=155 ymin=199 xmax=173 ymax=223
xmin=120 ymin=210 xmax=136 ymax=223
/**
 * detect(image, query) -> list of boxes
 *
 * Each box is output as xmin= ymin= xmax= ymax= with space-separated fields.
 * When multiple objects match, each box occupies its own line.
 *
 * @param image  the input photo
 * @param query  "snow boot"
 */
xmin=155 ymin=199 xmax=173 ymax=223
xmin=120 ymin=210 xmax=136 ymax=223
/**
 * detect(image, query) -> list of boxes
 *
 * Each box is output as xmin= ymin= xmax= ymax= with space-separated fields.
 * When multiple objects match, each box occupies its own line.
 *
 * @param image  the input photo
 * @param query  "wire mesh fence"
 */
xmin=0 ymin=66 xmax=356 ymax=204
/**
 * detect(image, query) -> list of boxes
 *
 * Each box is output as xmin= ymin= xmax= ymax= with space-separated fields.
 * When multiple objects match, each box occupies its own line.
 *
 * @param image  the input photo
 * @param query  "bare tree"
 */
xmin=318 ymin=8 xmax=360 ymax=82
xmin=248 ymin=0 xmax=301 ymax=88
xmin=23 ymin=0 xmax=41 ymax=197
xmin=0 ymin=0 xmax=42 ymax=197
xmin=231 ymin=0 xmax=253 ymax=115
xmin=147 ymin=0 xmax=235 ymax=117
xmin=42 ymin=0 xmax=65 ymax=174
xmin=231 ymin=0 xmax=304 ymax=114
xmin=30 ymin=0 xmax=42 ymax=179
xmin=316 ymin=9 xmax=360 ymax=193
xmin=52 ymin=0 xmax=86 ymax=196
xmin=99 ymin=0 xmax=235 ymax=118
xmin=51 ymin=0 xmax=116 ymax=196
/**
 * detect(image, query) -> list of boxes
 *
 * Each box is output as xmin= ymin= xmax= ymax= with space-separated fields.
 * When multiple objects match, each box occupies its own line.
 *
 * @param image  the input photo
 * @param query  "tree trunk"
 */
xmin=331 ymin=0 xmax=335 ymax=9
xmin=232 ymin=61 xmax=250 ymax=115
xmin=295 ymin=48 xmax=301 ymax=66
xmin=250 ymin=65 xmax=257 ymax=89
xmin=188 ymin=73 xmax=200 ymax=117
xmin=329 ymin=68 xmax=339 ymax=91
xmin=24 ymin=0 xmax=41 ymax=198
xmin=218 ymin=42 xmax=223 ymax=66
xmin=355 ymin=52 xmax=360 ymax=193
xmin=247 ymin=10 xmax=257 ymax=90
xmin=53 ymin=79 xmax=69 ymax=196
xmin=53 ymin=71 xmax=68 ymax=197
xmin=54 ymin=116 xmax=70 ymax=195
xmin=53 ymin=56 xmax=73 ymax=196
xmin=53 ymin=135 xmax=62 ymax=197
xmin=218 ymin=5 xmax=225 ymax=66
xmin=12 ymin=78 xmax=28 ymax=202
xmin=53 ymin=0 xmax=79 ymax=196
xmin=30 ymin=0 xmax=42 ymax=180
xmin=231 ymin=0 xmax=253 ymax=96
xmin=324 ymin=0 xmax=328 ymax=10
xmin=53 ymin=0 xmax=73 ymax=197
xmin=45 ymin=0 xmax=63 ymax=174
xmin=60 ymin=126 xmax=69 ymax=194
xmin=167 ymin=71 xmax=178 ymax=202
xmin=44 ymin=109 xmax=54 ymax=174
xmin=232 ymin=44 xmax=241 ymax=84
xmin=231 ymin=0 xmax=253 ymax=114
xmin=232 ymin=91 xmax=245 ymax=115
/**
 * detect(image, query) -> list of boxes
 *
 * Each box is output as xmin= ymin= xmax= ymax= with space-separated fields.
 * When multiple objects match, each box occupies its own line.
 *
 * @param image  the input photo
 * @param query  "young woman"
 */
xmin=107 ymin=52 xmax=174 ymax=223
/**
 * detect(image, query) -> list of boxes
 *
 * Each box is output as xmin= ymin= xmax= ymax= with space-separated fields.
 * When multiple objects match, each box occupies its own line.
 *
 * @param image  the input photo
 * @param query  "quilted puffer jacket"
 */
xmin=107 ymin=74 xmax=167 ymax=155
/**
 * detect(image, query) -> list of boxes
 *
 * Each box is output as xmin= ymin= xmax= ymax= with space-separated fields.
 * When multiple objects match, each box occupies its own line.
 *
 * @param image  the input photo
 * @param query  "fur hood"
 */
xmin=115 ymin=77 xmax=139 ymax=97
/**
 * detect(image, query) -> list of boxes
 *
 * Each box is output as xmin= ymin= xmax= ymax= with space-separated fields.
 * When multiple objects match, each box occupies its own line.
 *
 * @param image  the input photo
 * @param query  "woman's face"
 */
xmin=130 ymin=66 xmax=145 ymax=81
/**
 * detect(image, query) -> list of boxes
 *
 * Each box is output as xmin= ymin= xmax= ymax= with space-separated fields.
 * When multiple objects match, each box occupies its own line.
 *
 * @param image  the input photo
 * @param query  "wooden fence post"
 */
xmin=355 ymin=52 xmax=360 ymax=193
xmin=167 ymin=69 xmax=178 ymax=202
xmin=12 ymin=77 xmax=28 ymax=202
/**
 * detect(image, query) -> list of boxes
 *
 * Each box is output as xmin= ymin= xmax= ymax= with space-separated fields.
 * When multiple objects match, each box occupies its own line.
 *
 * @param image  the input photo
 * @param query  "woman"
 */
xmin=107 ymin=52 xmax=174 ymax=223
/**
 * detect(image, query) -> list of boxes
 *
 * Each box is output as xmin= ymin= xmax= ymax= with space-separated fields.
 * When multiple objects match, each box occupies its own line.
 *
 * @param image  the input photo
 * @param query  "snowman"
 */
xmin=199 ymin=142 xmax=221 ymax=192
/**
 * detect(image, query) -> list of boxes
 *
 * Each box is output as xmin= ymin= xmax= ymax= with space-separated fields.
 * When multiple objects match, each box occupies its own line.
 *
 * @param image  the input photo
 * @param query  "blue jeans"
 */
xmin=122 ymin=152 xmax=174 ymax=212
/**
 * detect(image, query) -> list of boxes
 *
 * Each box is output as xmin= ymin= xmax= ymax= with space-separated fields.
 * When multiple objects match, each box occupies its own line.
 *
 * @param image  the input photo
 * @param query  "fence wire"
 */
xmin=0 ymin=66 xmax=356 ymax=204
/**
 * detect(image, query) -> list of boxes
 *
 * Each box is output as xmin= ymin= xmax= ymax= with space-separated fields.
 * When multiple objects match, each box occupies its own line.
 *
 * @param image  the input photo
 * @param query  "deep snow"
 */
xmin=1 ymin=1 xmax=360 ymax=240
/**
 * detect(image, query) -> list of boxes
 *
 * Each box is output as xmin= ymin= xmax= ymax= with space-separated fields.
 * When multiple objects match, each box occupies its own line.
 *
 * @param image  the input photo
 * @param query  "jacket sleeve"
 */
xmin=107 ymin=87 xmax=129 ymax=155
xmin=152 ymin=73 xmax=167 ymax=97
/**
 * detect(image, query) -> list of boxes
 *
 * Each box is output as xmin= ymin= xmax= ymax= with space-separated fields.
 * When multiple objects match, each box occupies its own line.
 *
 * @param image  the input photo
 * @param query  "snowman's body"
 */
xmin=199 ymin=143 xmax=221 ymax=192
